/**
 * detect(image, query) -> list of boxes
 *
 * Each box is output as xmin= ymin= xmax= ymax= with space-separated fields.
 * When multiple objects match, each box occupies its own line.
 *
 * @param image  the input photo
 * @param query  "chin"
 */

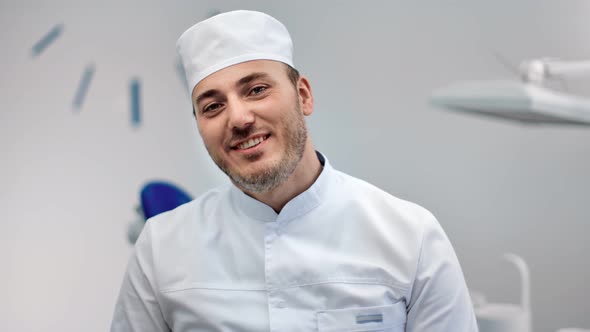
xmin=240 ymin=159 xmax=276 ymax=177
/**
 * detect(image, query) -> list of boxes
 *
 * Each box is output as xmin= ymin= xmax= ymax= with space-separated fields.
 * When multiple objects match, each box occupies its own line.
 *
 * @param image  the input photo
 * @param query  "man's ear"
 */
xmin=297 ymin=76 xmax=314 ymax=116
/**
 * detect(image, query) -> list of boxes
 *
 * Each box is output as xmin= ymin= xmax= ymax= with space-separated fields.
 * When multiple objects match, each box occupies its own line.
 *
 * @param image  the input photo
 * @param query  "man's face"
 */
xmin=192 ymin=60 xmax=312 ymax=193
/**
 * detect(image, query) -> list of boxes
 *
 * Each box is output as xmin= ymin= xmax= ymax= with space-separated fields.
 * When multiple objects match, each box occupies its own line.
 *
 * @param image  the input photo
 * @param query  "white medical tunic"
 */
xmin=111 ymin=154 xmax=478 ymax=332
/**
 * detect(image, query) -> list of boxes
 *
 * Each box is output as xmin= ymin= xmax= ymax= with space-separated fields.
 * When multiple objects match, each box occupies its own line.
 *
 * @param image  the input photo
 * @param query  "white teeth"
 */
xmin=238 ymin=136 xmax=266 ymax=150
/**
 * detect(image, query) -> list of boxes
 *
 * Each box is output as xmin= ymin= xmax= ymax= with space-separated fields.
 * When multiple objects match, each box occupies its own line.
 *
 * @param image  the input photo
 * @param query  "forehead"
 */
xmin=192 ymin=60 xmax=287 ymax=99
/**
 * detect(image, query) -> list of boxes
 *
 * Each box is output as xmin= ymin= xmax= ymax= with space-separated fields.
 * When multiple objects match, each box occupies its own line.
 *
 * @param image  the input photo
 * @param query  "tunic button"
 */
xmin=277 ymin=301 xmax=286 ymax=308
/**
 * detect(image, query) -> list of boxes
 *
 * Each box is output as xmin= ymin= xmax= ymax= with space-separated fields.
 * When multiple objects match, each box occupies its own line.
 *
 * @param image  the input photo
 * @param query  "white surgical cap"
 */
xmin=176 ymin=10 xmax=295 ymax=95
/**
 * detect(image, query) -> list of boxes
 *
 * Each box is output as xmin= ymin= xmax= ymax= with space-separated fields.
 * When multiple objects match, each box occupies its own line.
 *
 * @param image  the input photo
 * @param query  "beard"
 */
xmin=206 ymin=100 xmax=308 ymax=194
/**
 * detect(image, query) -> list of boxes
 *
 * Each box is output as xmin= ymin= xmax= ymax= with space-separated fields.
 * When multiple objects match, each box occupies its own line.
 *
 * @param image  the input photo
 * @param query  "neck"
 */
xmin=243 ymin=142 xmax=322 ymax=213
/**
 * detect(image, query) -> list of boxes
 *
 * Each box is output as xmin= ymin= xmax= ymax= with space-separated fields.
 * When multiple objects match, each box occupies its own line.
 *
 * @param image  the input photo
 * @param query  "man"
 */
xmin=111 ymin=10 xmax=478 ymax=332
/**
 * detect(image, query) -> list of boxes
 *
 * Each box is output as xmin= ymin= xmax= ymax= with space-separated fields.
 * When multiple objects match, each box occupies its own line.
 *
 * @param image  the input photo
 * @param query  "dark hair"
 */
xmin=192 ymin=64 xmax=301 ymax=117
xmin=286 ymin=65 xmax=300 ymax=87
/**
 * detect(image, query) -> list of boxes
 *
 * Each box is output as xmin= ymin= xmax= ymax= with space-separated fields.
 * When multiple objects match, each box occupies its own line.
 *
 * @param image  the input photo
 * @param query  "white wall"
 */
xmin=1 ymin=1 xmax=588 ymax=331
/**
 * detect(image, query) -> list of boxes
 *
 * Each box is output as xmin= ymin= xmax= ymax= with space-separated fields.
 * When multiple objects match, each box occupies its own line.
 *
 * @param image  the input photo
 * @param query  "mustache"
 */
xmin=231 ymin=125 xmax=257 ymax=141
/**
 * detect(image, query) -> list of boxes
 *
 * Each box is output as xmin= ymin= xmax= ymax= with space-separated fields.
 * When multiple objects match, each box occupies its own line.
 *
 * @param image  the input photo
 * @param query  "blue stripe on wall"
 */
xmin=72 ymin=64 xmax=95 ymax=111
xmin=130 ymin=78 xmax=141 ymax=127
xmin=32 ymin=24 xmax=63 ymax=57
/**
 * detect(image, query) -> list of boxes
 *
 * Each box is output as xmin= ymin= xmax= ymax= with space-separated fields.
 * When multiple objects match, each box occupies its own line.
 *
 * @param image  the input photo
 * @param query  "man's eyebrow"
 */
xmin=235 ymin=72 xmax=271 ymax=88
xmin=195 ymin=89 xmax=222 ymax=106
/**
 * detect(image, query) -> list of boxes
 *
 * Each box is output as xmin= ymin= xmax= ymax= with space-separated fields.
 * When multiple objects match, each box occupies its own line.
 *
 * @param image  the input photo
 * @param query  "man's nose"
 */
xmin=227 ymin=98 xmax=255 ymax=130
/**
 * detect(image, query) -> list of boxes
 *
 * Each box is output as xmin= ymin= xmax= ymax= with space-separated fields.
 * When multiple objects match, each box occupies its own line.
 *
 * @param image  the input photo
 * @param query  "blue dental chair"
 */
xmin=140 ymin=181 xmax=193 ymax=219
xmin=128 ymin=180 xmax=193 ymax=244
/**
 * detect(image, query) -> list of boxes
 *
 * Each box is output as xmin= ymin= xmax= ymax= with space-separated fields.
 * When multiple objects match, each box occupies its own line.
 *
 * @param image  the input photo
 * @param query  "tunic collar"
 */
xmin=230 ymin=151 xmax=333 ymax=223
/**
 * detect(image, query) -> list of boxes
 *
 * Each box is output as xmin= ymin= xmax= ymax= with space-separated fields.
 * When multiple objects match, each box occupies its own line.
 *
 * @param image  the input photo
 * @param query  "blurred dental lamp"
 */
xmin=430 ymin=59 xmax=590 ymax=125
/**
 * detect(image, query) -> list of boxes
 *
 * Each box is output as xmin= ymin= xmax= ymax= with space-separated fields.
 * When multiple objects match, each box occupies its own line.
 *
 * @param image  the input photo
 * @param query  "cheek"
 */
xmin=198 ymin=122 xmax=224 ymax=148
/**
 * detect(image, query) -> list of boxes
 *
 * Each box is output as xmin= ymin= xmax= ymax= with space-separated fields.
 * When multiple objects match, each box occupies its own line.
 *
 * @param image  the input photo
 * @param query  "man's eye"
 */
xmin=250 ymin=86 xmax=267 ymax=95
xmin=203 ymin=103 xmax=222 ymax=114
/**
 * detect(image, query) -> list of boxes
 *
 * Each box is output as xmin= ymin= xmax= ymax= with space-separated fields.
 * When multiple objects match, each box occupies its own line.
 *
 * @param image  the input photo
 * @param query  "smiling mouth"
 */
xmin=234 ymin=134 xmax=270 ymax=150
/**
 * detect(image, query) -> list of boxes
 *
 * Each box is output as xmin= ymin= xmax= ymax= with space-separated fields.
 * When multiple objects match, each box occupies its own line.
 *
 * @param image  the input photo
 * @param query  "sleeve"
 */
xmin=110 ymin=222 xmax=171 ymax=332
xmin=405 ymin=212 xmax=478 ymax=332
